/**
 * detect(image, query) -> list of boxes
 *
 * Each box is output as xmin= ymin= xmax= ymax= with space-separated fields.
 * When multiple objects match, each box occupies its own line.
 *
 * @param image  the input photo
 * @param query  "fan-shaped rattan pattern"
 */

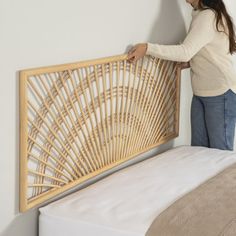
xmin=19 ymin=54 xmax=181 ymax=212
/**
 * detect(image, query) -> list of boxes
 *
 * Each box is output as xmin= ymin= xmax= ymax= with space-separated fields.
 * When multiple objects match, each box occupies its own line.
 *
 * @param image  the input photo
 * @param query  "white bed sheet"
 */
xmin=39 ymin=145 xmax=236 ymax=236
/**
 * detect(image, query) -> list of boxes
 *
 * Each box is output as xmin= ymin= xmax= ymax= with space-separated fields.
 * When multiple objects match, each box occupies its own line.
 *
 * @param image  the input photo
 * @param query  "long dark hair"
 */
xmin=199 ymin=0 xmax=236 ymax=54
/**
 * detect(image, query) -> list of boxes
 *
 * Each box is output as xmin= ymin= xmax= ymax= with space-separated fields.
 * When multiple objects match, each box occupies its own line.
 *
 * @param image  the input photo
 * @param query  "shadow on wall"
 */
xmin=126 ymin=0 xmax=187 ymax=54
xmin=148 ymin=0 xmax=187 ymax=44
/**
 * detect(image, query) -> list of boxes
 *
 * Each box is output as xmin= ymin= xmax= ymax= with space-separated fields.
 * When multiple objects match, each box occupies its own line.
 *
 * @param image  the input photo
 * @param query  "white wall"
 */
xmin=0 ymin=0 xmax=235 ymax=236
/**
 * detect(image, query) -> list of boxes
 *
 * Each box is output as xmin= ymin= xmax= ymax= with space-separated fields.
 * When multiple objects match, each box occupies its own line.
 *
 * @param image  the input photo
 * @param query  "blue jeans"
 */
xmin=191 ymin=89 xmax=236 ymax=151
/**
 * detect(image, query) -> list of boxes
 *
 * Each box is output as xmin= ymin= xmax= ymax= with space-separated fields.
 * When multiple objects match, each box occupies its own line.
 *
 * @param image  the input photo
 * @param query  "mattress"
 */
xmin=39 ymin=145 xmax=236 ymax=236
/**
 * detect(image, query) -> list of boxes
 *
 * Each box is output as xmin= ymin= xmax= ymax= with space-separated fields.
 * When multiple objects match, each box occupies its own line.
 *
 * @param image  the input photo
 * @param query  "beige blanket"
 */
xmin=145 ymin=162 xmax=236 ymax=236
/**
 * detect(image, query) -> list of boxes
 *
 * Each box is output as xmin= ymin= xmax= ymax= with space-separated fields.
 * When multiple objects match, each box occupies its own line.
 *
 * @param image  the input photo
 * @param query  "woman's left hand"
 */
xmin=127 ymin=43 xmax=147 ymax=63
xmin=176 ymin=61 xmax=190 ymax=70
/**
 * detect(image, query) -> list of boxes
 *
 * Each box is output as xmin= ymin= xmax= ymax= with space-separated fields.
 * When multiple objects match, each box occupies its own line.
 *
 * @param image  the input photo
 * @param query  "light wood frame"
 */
xmin=19 ymin=54 xmax=181 ymax=212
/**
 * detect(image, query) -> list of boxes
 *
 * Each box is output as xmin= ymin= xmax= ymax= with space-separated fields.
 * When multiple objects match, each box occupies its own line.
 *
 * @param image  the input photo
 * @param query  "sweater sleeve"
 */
xmin=146 ymin=10 xmax=216 ymax=62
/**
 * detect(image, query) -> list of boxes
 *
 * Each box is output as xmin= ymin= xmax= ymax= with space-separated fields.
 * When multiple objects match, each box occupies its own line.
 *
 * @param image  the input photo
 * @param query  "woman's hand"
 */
xmin=127 ymin=43 xmax=147 ymax=63
xmin=176 ymin=61 xmax=190 ymax=70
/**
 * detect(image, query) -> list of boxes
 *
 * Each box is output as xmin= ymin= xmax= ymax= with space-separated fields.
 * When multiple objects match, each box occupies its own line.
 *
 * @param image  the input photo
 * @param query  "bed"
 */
xmin=39 ymin=145 xmax=236 ymax=236
xmin=19 ymin=54 xmax=236 ymax=236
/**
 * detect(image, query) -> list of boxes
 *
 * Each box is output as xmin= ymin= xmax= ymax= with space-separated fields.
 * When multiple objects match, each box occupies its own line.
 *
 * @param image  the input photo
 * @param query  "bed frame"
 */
xmin=19 ymin=54 xmax=181 ymax=212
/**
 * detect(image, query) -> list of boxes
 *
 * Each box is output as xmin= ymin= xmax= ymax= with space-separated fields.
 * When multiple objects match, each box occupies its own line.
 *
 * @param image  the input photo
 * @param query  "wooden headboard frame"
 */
xmin=19 ymin=54 xmax=181 ymax=212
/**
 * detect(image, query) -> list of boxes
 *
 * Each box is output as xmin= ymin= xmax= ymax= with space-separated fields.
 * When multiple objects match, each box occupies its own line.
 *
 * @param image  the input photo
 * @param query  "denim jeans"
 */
xmin=191 ymin=89 xmax=236 ymax=151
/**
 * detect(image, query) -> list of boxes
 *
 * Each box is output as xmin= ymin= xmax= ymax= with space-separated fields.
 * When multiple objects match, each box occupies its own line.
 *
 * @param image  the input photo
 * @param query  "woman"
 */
xmin=127 ymin=0 xmax=236 ymax=151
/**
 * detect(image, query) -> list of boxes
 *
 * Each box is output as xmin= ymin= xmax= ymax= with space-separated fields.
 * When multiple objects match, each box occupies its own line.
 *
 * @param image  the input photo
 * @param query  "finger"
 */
xmin=176 ymin=63 xmax=182 ymax=69
xmin=127 ymin=57 xmax=135 ymax=63
xmin=133 ymin=56 xmax=139 ymax=63
xmin=130 ymin=55 xmax=139 ymax=63
xmin=127 ymin=52 xmax=136 ymax=60
xmin=127 ymin=55 xmax=135 ymax=63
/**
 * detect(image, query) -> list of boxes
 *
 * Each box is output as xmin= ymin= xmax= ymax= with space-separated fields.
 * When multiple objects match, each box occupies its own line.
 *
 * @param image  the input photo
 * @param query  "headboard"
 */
xmin=19 ymin=54 xmax=181 ymax=212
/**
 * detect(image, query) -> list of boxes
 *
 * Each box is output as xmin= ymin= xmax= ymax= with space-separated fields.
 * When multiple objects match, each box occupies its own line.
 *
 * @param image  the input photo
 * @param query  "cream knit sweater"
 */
xmin=146 ymin=9 xmax=236 ymax=96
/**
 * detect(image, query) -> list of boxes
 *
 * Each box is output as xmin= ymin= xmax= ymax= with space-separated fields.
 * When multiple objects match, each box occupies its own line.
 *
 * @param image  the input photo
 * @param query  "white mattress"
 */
xmin=39 ymin=145 xmax=236 ymax=236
